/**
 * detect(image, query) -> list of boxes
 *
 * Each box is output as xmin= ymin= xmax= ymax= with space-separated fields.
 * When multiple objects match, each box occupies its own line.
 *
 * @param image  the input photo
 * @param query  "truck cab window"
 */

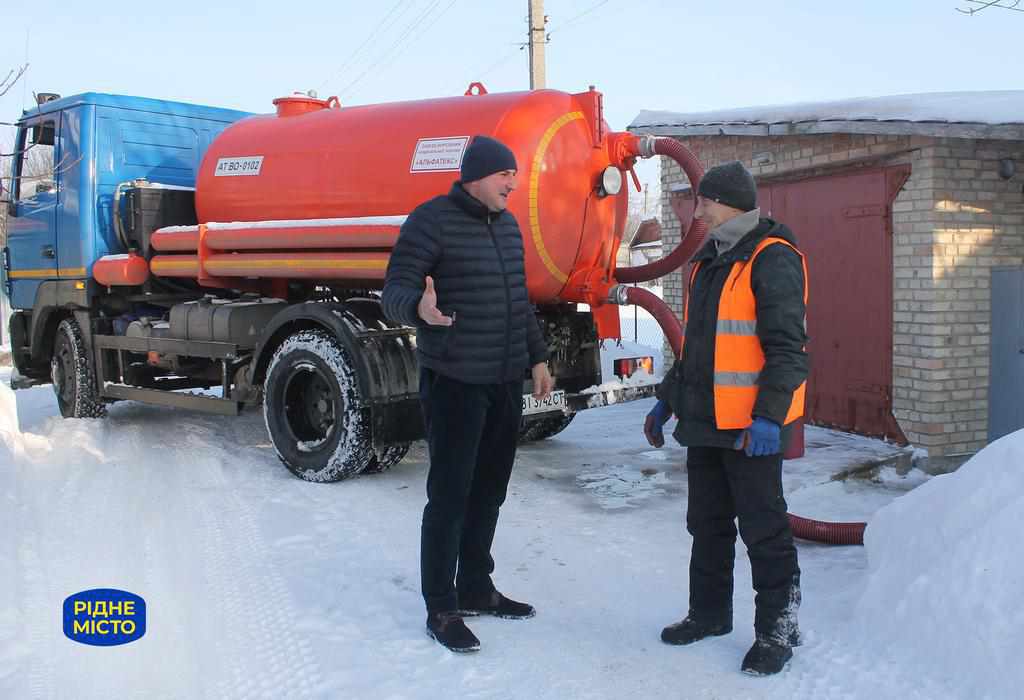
xmin=14 ymin=119 xmax=56 ymax=203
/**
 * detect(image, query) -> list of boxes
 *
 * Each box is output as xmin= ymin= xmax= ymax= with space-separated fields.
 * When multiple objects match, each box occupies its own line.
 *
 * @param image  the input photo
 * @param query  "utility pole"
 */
xmin=528 ymin=0 xmax=547 ymax=90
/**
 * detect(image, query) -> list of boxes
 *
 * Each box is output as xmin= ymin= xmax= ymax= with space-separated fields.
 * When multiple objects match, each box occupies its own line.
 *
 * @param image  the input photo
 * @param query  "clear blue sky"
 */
xmin=3 ymin=0 xmax=1021 ymax=202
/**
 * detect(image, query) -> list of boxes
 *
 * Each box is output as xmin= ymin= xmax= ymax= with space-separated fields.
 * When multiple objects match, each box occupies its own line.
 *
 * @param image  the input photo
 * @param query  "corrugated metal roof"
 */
xmin=629 ymin=90 xmax=1024 ymax=140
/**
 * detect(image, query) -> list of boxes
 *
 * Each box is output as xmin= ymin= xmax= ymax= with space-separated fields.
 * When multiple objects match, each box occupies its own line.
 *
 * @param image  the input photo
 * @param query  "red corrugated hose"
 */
xmin=787 ymin=514 xmax=866 ymax=546
xmin=623 ymin=285 xmax=683 ymax=358
xmin=615 ymin=137 xmax=708 ymax=284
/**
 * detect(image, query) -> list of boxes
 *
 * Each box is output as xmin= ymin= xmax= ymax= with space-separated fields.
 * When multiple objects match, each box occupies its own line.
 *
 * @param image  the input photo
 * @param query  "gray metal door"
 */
xmin=989 ymin=267 xmax=1024 ymax=442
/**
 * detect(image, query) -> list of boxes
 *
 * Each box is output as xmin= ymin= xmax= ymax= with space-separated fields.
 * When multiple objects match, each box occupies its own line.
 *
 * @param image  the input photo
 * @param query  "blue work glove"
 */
xmin=734 ymin=417 xmax=781 ymax=457
xmin=644 ymin=400 xmax=673 ymax=448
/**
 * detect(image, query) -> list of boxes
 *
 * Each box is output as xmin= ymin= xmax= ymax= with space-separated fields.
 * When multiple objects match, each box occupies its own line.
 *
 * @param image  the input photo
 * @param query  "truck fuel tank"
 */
xmin=169 ymin=297 xmax=287 ymax=347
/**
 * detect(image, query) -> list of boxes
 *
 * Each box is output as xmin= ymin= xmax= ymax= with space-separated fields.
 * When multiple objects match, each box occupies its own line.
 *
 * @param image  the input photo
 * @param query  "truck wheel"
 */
xmin=51 ymin=318 xmax=107 ymax=419
xmin=362 ymin=442 xmax=411 ymax=474
xmin=263 ymin=330 xmax=373 ymax=482
xmin=517 ymin=412 xmax=575 ymax=444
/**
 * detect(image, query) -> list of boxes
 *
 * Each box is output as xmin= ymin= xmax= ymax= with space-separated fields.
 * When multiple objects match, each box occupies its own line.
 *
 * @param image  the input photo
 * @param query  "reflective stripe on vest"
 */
xmin=683 ymin=237 xmax=808 ymax=429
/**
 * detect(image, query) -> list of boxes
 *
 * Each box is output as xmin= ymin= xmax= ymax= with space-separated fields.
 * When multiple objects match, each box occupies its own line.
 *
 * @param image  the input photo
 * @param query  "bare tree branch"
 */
xmin=0 ymin=141 xmax=39 ymax=159
xmin=0 ymin=64 xmax=28 ymax=98
xmin=0 ymin=153 xmax=83 ymax=184
xmin=957 ymin=0 xmax=1024 ymax=15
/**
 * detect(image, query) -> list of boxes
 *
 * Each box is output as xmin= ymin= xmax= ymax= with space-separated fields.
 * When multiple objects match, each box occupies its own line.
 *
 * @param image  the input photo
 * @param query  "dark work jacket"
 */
xmin=657 ymin=218 xmax=809 ymax=448
xmin=381 ymin=182 xmax=549 ymax=384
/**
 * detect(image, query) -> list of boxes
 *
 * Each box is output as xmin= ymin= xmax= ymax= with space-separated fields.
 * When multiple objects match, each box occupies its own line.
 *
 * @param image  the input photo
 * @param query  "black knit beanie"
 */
xmin=697 ymin=160 xmax=757 ymax=212
xmin=460 ymin=135 xmax=517 ymax=183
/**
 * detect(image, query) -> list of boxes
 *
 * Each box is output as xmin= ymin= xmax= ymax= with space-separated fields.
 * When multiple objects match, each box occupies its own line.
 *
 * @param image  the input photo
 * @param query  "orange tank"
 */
xmin=192 ymin=86 xmax=632 ymax=303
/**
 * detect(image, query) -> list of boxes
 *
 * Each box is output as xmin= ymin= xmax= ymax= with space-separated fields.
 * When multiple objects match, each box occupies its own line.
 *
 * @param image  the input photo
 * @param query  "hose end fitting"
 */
xmin=638 ymin=135 xmax=658 ymax=159
xmin=607 ymin=284 xmax=630 ymax=305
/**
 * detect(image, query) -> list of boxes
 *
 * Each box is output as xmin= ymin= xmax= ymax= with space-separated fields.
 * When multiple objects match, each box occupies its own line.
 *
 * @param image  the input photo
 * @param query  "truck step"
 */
xmin=100 ymin=383 xmax=240 ymax=416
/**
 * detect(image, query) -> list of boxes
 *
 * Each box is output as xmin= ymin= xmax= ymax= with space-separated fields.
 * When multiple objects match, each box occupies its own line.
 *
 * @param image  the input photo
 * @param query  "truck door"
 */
xmin=4 ymin=112 xmax=61 ymax=309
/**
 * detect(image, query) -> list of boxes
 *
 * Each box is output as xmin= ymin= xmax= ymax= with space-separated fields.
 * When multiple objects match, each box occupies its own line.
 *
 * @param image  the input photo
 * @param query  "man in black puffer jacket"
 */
xmin=382 ymin=135 xmax=553 ymax=654
xmin=643 ymin=161 xmax=808 ymax=676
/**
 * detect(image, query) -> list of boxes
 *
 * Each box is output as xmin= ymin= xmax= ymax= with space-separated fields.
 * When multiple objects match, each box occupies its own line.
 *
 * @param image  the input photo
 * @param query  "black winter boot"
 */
xmin=426 ymin=612 xmax=480 ymax=653
xmin=741 ymin=637 xmax=792 ymax=676
xmin=660 ymin=615 xmax=732 ymax=645
xmin=458 ymin=590 xmax=535 ymax=619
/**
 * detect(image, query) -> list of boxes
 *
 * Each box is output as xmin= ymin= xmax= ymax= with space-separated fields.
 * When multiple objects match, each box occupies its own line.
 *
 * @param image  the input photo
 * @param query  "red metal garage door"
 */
xmin=761 ymin=166 xmax=908 ymax=440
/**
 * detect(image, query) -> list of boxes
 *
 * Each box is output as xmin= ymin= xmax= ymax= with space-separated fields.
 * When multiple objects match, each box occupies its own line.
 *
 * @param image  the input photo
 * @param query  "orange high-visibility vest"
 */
xmin=682 ymin=237 xmax=808 ymax=429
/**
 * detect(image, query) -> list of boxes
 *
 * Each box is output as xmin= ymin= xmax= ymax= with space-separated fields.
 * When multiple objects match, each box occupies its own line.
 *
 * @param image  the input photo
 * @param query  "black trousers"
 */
xmin=419 ymin=367 xmax=523 ymax=614
xmin=686 ymin=446 xmax=801 ymax=642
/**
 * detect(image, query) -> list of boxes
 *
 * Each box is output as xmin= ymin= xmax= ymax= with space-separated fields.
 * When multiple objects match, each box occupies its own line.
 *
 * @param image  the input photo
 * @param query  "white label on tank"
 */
xmin=214 ymin=156 xmax=264 ymax=177
xmin=410 ymin=137 xmax=470 ymax=173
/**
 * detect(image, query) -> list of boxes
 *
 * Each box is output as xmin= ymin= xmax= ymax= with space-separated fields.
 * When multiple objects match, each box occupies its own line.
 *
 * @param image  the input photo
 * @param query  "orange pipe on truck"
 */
xmin=150 ymin=218 xmax=404 ymax=252
xmin=150 ymin=252 xmax=390 ymax=282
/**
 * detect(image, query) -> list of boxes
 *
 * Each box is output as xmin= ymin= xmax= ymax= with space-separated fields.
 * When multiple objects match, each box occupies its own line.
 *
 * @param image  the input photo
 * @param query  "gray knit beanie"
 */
xmin=697 ymin=161 xmax=757 ymax=212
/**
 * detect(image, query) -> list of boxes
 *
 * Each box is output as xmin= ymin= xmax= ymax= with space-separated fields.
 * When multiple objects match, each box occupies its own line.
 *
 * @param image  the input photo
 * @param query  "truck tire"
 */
xmin=51 ymin=318 xmax=107 ymax=419
xmin=362 ymin=442 xmax=411 ymax=474
xmin=263 ymin=329 xmax=373 ymax=482
xmin=517 ymin=412 xmax=575 ymax=444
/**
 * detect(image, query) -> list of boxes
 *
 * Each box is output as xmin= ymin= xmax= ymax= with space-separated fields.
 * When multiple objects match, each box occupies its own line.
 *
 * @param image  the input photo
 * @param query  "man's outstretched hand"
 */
xmin=417 ymin=276 xmax=453 ymax=326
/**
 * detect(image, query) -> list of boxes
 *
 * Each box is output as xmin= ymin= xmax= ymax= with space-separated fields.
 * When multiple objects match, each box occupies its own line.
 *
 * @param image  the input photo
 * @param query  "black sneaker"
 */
xmin=660 ymin=616 xmax=732 ymax=645
xmin=426 ymin=612 xmax=480 ymax=653
xmin=741 ymin=639 xmax=793 ymax=676
xmin=459 ymin=591 xmax=536 ymax=619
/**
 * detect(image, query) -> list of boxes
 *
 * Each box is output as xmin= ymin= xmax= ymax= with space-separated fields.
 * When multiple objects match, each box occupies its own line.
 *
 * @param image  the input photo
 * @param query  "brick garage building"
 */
xmin=629 ymin=91 xmax=1024 ymax=471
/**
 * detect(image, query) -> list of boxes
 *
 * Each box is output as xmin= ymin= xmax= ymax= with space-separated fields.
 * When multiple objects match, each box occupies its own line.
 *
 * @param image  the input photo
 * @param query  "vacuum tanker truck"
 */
xmin=1 ymin=84 xmax=707 ymax=481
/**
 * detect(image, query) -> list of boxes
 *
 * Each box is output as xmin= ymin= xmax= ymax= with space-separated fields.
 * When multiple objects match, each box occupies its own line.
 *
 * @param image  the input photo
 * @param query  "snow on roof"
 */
xmin=629 ymin=90 xmax=1024 ymax=140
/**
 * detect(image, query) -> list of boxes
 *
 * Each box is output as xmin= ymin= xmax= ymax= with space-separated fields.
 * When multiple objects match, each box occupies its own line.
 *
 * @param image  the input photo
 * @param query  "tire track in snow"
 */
xmin=8 ymin=402 xmax=323 ymax=699
xmin=18 ymin=426 xmax=94 ymax=700
xmin=136 ymin=414 xmax=324 ymax=699
xmin=196 ymin=458 xmax=321 ymax=698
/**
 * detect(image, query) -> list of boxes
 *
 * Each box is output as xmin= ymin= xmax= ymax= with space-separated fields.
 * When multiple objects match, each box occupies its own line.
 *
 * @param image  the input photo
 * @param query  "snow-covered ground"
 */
xmin=1 ymin=367 xmax=1018 ymax=700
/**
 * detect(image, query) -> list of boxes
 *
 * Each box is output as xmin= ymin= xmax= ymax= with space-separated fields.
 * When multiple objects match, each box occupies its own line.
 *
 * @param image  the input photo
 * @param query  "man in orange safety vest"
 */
xmin=644 ymin=160 xmax=808 ymax=676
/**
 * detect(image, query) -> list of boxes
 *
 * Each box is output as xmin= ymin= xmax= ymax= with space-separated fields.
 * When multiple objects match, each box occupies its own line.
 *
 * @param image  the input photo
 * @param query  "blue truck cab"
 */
xmin=2 ymin=92 xmax=249 ymax=381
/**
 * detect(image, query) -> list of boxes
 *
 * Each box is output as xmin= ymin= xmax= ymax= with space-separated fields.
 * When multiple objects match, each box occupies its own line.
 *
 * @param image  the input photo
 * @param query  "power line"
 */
xmin=479 ymin=44 xmax=528 ymax=81
xmin=337 ymin=0 xmax=446 ymax=100
xmin=339 ymin=0 xmax=459 ymax=101
xmin=317 ymin=0 xmax=415 ymax=92
xmin=547 ymin=0 xmax=610 ymax=35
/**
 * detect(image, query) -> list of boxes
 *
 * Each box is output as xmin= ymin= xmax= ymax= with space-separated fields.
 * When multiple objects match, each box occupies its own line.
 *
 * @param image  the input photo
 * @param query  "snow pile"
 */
xmin=856 ymin=429 xmax=1024 ymax=700
xmin=0 ymin=382 xmax=25 ymax=458
xmin=631 ymin=90 xmax=1024 ymax=130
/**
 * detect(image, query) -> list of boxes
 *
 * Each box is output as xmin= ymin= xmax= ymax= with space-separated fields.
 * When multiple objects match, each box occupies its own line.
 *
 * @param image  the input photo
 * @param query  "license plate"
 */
xmin=522 ymin=390 xmax=566 ymax=416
